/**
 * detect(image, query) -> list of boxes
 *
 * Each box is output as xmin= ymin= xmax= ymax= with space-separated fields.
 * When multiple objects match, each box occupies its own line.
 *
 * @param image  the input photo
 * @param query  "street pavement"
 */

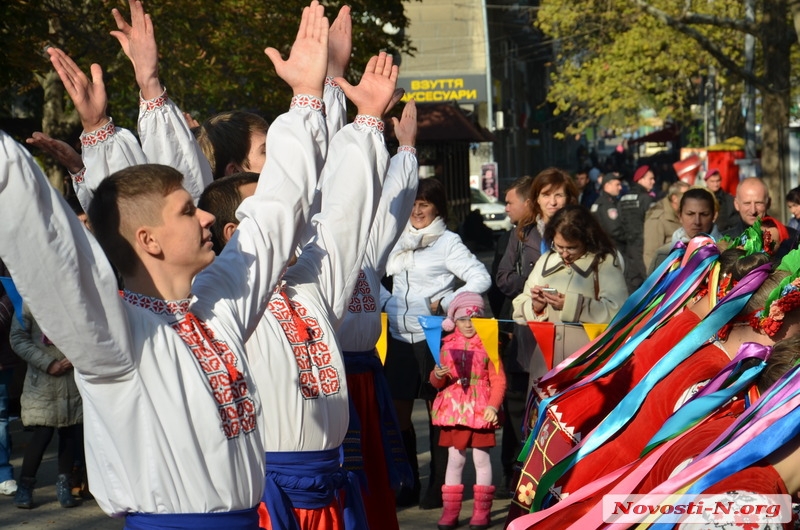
xmin=0 ymin=399 xmax=513 ymax=529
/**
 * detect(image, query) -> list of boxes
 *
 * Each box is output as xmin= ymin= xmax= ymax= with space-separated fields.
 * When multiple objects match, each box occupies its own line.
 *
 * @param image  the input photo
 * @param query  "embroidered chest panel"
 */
xmin=268 ymin=295 xmax=342 ymax=400
xmin=347 ymin=270 xmax=377 ymax=314
xmin=170 ymin=318 xmax=257 ymax=440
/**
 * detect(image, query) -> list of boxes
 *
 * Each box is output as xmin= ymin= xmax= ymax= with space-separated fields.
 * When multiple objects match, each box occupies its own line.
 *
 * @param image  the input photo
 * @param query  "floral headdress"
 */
xmin=715 ymin=220 xmax=766 ymax=300
xmin=749 ymin=248 xmax=800 ymax=337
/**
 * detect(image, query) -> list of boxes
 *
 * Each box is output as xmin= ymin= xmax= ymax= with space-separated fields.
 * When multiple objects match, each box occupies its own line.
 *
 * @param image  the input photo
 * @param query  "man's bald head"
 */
xmin=734 ymin=177 xmax=770 ymax=227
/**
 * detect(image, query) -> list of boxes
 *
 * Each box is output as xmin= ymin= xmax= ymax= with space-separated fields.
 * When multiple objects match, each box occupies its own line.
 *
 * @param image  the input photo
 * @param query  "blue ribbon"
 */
xmin=531 ymin=263 xmax=770 ymax=511
xmin=0 ymin=277 xmax=23 ymax=325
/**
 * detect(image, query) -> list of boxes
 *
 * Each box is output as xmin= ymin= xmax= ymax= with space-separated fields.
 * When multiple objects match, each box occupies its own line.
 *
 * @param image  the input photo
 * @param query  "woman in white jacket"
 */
xmin=382 ymin=177 xmax=491 ymax=509
xmin=512 ymin=205 xmax=628 ymax=386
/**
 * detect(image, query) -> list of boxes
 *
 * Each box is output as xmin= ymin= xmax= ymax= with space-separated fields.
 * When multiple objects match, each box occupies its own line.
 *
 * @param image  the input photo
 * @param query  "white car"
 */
xmin=470 ymin=187 xmax=512 ymax=232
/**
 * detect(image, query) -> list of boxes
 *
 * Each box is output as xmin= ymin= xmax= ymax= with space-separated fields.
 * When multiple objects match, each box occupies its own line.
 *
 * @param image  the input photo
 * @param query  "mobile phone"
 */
xmin=541 ymin=287 xmax=558 ymax=294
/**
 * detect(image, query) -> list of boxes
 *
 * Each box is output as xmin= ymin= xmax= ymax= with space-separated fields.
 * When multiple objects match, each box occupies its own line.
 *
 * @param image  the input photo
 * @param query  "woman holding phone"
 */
xmin=512 ymin=205 xmax=628 ymax=381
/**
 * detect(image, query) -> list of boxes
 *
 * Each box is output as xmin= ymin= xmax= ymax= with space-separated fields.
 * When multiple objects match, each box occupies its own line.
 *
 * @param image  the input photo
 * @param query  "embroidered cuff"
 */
xmin=290 ymin=94 xmax=325 ymax=114
xmin=354 ymin=115 xmax=385 ymax=133
xmin=80 ymin=118 xmax=115 ymax=147
xmin=324 ymin=77 xmax=341 ymax=90
xmin=397 ymin=145 xmax=416 ymax=155
xmin=69 ymin=167 xmax=86 ymax=184
xmin=138 ymin=86 xmax=168 ymax=113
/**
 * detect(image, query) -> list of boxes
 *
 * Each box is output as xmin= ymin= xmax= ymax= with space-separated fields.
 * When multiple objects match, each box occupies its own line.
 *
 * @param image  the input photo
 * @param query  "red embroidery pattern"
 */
xmin=397 ymin=145 xmax=417 ymax=155
xmin=290 ymin=94 xmax=325 ymax=114
xmin=80 ymin=119 xmax=116 ymax=147
xmin=122 ymin=291 xmax=256 ymax=439
xmin=267 ymin=293 xmax=341 ymax=400
xmin=324 ymin=77 xmax=341 ymax=90
xmin=139 ymin=88 xmax=168 ymax=113
xmin=347 ymin=271 xmax=376 ymax=314
xmin=123 ymin=291 xmax=191 ymax=316
xmin=70 ymin=167 xmax=86 ymax=184
xmin=354 ymin=114 xmax=385 ymax=133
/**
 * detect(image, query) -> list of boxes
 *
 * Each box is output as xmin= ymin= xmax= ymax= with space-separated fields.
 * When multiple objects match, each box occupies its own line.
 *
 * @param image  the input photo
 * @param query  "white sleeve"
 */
xmin=440 ymin=236 xmax=492 ymax=310
xmin=77 ymin=120 xmax=148 ymax=212
xmin=363 ymin=147 xmax=418 ymax=276
xmin=323 ymin=77 xmax=347 ymax=143
xmin=191 ymin=97 xmax=328 ymax=337
xmin=137 ymin=89 xmax=213 ymax=202
xmin=0 ymin=131 xmax=134 ymax=379
xmin=283 ymin=115 xmax=388 ymax=323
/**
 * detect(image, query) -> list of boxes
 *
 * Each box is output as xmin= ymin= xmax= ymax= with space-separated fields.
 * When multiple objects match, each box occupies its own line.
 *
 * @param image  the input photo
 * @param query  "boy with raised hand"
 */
xmin=199 ymin=53 xmax=402 ymax=530
xmin=1 ymin=3 xmax=330 ymax=529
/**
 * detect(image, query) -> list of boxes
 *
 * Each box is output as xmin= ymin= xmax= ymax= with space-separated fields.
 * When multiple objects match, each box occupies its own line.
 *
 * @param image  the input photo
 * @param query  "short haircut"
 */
xmin=88 ymin=164 xmax=184 ymax=276
xmin=507 ymin=175 xmax=534 ymax=241
xmin=196 ymin=111 xmax=269 ymax=180
xmin=416 ymin=177 xmax=448 ymax=223
xmin=680 ymin=187 xmax=718 ymax=215
xmin=198 ymin=172 xmax=260 ymax=253
xmin=667 ymin=181 xmax=690 ymax=200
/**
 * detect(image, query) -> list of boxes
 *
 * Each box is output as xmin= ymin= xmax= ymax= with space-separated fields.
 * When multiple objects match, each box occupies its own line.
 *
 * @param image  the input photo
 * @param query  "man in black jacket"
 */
xmin=619 ymin=165 xmax=655 ymax=292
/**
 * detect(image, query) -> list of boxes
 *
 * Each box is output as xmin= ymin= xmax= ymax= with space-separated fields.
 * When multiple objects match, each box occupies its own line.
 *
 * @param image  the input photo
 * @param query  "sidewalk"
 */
xmin=0 ymin=399 xmax=512 ymax=529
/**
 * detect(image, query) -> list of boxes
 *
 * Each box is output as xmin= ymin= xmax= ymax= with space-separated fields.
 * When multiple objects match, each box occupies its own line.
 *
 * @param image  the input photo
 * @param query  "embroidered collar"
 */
xmin=540 ymin=251 xmax=595 ymax=278
xmin=122 ymin=290 xmax=191 ymax=318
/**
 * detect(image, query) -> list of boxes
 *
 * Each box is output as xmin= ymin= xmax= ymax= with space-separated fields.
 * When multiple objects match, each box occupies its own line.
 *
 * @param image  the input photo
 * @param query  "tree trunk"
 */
xmin=40 ymin=70 xmax=80 ymax=195
xmin=759 ymin=0 xmax=793 ymax=217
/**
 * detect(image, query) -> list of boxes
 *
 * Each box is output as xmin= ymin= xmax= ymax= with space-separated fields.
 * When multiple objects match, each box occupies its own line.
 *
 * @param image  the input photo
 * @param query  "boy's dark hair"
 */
xmin=88 ymin=164 xmax=184 ymax=276
xmin=198 ymin=172 xmax=260 ymax=253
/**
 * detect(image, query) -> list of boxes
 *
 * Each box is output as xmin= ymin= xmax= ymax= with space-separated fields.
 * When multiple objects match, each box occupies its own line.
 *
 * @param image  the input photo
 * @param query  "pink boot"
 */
xmin=437 ymin=484 xmax=464 ymax=530
xmin=469 ymin=484 xmax=495 ymax=529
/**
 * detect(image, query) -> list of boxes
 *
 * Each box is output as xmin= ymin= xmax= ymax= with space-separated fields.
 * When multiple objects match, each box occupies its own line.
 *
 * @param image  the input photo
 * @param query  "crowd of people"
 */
xmin=2 ymin=2 xmax=800 ymax=530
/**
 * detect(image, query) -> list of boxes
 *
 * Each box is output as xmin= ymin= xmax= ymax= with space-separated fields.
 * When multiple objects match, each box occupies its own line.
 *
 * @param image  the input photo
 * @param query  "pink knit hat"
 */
xmin=442 ymin=292 xmax=485 ymax=332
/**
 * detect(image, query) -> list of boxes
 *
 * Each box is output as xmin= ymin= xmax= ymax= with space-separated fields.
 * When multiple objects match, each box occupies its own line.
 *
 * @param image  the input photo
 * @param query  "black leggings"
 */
xmin=20 ymin=424 xmax=83 ymax=478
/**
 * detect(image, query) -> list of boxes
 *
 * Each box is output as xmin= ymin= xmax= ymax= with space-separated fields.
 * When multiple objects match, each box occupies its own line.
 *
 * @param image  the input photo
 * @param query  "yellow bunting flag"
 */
xmin=473 ymin=317 xmax=500 ymax=372
xmin=377 ymin=312 xmax=388 ymax=364
xmin=581 ymin=322 xmax=607 ymax=341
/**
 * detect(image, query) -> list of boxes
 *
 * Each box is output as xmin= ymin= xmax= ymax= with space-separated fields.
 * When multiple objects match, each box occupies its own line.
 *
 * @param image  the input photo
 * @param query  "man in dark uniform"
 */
xmin=618 ymin=165 xmax=655 ymax=292
xmin=591 ymin=172 xmax=626 ymax=256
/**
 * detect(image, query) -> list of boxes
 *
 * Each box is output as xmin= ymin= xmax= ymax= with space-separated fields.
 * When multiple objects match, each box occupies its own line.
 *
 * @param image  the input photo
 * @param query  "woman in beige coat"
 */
xmin=512 ymin=205 xmax=628 ymax=383
xmin=9 ymin=305 xmax=82 ymax=509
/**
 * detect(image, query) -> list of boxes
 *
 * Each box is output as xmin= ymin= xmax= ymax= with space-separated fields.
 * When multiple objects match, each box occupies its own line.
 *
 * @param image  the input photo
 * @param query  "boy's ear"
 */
xmin=224 ymin=162 xmax=241 ymax=177
xmin=222 ymin=222 xmax=238 ymax=245
xmin=134 ymin=226 xmax=162 ymax=256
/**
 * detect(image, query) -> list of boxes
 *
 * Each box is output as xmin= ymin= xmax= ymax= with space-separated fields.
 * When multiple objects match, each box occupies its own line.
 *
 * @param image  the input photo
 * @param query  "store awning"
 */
xmin=385 ymin=102 xmax=494 ymax=143
xmin=628 ymin=123 xmax=680 ymax=145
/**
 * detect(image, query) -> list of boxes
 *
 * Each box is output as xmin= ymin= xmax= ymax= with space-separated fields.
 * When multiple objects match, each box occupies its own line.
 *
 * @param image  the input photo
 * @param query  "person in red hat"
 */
xmin=618 ymin=165 xmax=656 ymax=292
xmin=704 ymin=168 xmax=737 ymax=233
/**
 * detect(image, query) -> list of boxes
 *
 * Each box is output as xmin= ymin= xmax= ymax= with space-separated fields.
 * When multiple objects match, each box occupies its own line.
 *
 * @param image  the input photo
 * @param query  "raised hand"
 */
xmin=265 ymin=0 xmax=329 ymax=98
xmin=110 ymin=0 xmax=161 ymax=99
xmin=26 ymin=132 xmax=83 ymax=174
xmin=327 ymin=5 xmax=352 ymax=78
xmin=47 ymin=47 xmax=109 ymax=133
xmin=392 ymin=99 xmax=417 ymax=147
xmin=335 ymin=52 xmax=399 ymax=118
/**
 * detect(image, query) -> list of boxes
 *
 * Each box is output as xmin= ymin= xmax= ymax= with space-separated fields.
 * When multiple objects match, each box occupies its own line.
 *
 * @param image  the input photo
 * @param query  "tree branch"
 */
xmin=629 ymin=0 xmax=768 ymax=92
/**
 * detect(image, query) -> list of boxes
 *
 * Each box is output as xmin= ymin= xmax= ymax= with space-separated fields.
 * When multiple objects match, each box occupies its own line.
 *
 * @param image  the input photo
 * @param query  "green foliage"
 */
xmin=536 ymin=0 xmax=748 ymax=135
xmin=0 ymin=0 xmax=413 ymax=130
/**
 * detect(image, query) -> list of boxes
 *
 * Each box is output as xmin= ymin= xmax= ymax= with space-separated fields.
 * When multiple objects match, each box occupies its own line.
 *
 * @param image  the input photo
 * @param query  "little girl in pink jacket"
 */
xmin=429 ymin=291 xmax=506 ymax=530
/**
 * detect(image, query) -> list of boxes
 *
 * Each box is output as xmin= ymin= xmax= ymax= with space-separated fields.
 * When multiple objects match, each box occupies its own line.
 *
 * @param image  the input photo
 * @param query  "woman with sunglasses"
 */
xmin=511 ymin=205 xmax=628 ymax=380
